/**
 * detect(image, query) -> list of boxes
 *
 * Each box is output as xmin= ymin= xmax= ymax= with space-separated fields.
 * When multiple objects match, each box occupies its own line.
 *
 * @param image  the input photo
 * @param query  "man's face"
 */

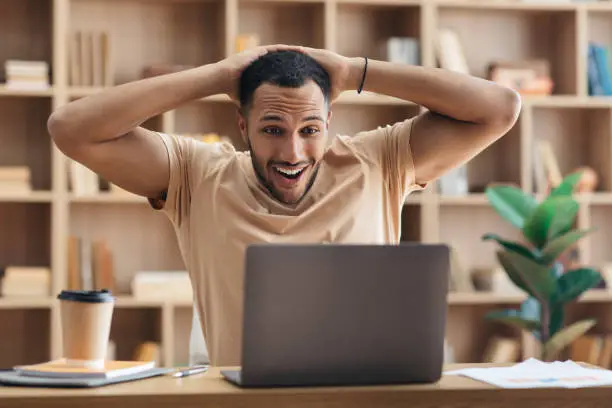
xmin=238 ymin=80 xmax=331 ymax=205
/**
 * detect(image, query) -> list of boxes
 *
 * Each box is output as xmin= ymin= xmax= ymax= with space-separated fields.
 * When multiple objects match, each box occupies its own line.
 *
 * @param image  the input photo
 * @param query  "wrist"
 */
xmin=192 ymin=62 xmax=232 ymax=97
xmin=346 ymin=57 xmax=367 ymax=92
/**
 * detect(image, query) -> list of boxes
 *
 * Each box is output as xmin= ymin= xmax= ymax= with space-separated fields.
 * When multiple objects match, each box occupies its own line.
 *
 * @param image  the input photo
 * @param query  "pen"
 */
xmin=172 ymin=365 xmax=210 ymax=378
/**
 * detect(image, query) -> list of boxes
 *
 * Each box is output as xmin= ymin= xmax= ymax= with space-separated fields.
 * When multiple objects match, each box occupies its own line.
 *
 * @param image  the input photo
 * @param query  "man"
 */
xmin=47 ymin=45 xmax=521 ymax=367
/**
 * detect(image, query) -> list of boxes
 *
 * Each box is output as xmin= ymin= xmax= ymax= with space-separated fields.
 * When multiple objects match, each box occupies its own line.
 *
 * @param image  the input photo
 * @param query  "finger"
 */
xmin=263 ymin=44 xmax=306 ymax=53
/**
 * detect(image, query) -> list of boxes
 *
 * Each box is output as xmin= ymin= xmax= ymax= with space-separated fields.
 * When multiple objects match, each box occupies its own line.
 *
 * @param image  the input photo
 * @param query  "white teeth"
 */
xmin=275 ymin=167 xmax=304 ymax=176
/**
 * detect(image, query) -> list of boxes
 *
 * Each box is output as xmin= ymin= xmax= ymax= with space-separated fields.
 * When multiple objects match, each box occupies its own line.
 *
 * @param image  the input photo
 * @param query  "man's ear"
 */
xmin=326 ymin=109 xmax=333 ymax=130
xmin=236 ymin=108 xmax=248 ymax=144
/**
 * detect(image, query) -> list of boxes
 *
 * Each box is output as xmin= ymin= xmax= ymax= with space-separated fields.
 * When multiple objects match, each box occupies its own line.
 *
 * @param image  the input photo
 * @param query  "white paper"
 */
xmin=445 ymin=358 xmax=612 ymax=388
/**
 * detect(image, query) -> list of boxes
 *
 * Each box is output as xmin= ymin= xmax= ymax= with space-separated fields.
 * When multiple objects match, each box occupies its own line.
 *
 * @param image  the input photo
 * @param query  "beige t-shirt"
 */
xmin=149 ymin=117 xmax=424 ymax=367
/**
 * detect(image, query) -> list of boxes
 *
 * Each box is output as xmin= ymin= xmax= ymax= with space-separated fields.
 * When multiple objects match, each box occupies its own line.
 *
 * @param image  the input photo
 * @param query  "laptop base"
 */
xmin=221 ymin=368 xmax=442 ymax=388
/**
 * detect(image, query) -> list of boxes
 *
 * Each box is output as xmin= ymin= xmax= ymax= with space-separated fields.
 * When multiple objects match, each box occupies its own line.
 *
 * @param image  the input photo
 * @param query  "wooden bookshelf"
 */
xmin=3 ymin=0 xmax=612 ymax=368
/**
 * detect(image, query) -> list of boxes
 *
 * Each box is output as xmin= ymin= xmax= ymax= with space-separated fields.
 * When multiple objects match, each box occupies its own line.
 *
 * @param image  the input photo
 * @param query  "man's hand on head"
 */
xmin=217 ymin=44 xmax=305 ymax=103
xmin=294 ymin=47 xmax=361 ymax=101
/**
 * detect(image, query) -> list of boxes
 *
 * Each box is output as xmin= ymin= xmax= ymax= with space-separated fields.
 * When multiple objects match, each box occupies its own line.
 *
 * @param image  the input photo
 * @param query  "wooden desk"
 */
xmin=0 ymin=365 xmax=611 ymax=408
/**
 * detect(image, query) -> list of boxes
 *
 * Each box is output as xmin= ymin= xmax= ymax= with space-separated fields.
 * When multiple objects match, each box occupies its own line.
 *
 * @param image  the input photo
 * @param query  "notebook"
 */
xmin=0 ymin=367 xmax=172 ymax=388
xmin=14 ymin=358 xmax=155 ymax=379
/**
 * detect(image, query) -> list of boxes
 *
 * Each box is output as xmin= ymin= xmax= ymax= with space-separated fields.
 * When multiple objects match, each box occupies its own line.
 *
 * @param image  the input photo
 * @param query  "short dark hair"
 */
xmin=239 ymin=50 xmax=331 ymax=111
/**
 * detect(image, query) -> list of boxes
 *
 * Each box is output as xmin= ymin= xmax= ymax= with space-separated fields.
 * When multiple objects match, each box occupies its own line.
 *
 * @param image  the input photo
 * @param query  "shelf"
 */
xmin=238 ymin=0 xmax=325 ymax=48
xmin=588 ymin=6 xmax=612 ymax=53
xmin=335 ymin=91 xmax=415 ymax=106
xmin=0 ymin=0 xmax=53 ymax=85
xmin=336 ymin=1 xmax=421 ymax=61
xmin=586 ymin=204 xmax=612 ymax=270
xmin=69 ymin=203 xmax=185 ymax=296
xmin=0 ymin=202 xmax=51 ymax=270
xmin=532 ymin=106 xmax=612 ymax=192
xmin=69 ymin=192 xmax=148 ymax=204
xmin=434 ymin=0 xmax=580 ymax=11
xmin=5 ymin=0 xmax=612 ymax=368
xmin=174 ymin=101 xmax=244 ymax=149
xmin=69 ymin=0 xmax=226 ymax=86
xmin=0 ymin=85 xmax=53 ymax=98
xmin=437 ymin=5 xmax=577 ymax=95
xmin=328 ymin=104 xmax=421 ymax=139
xmin=0 ymin=96 xmax=53 ymax=191
xmin=113 ymin=296 xmax=191 ymax=308
xmin=0 ymin=297 xmax=53 ymax=309
xmin=448 ymin=290 xmax=612 ymax=305
xmin=523 ymin=95 xmax=612 ymax=108
xmin=0 ymin=308 xmax=51 ymax=367
xmin=438 ymin=194 xmax=490 ymax=206
xmin=0 ymin=191 xmax=53 ymax=203
xmin=110 ymin=307 xmax=162 ymax=362
xmin=444 ymin=120 xmax=522 ymax=195
xmin=6 ymin=291 xmax=612 ymax=309
xmin=439 ymin=205 xmax=523 ymax=274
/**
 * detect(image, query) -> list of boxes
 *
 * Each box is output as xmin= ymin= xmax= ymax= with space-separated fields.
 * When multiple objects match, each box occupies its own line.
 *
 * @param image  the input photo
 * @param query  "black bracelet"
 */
xmin=357 ymin=56 xmax=368 ymax=94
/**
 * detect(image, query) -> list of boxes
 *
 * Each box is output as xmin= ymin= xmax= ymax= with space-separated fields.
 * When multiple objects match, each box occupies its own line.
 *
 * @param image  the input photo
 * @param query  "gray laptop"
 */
xmin=221 ymin=243 xmax=450 ymax=388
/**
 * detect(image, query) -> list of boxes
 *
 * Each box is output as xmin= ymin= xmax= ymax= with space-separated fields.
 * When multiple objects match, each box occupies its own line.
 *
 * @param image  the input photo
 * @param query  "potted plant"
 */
xmin=481 ymin=171 xmax=603 ymax=361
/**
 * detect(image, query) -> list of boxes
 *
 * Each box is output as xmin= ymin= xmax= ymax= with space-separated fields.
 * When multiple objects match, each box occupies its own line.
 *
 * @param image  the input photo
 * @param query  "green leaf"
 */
xmin=542 ymin=319 xmax=596 ymax=361
xmin=501 ymin=250 xmax=557 ymax=301
xmin=485 ymin=309 xmax=540 ymax=331
xmin=549 ymin=171 xmax=583 ymax=197
xmin=557 ymin=268 xmax=603 ymax=304
xmin=540 ymin=229 xmax=591 ymax=265
xmin=482 ymin=233 xmax=537 ymax=260
xmin=485 ymin=186 xmax=538 ymax=230
xmin=496 ymin=250 xmax=533 ymax=296
xmin=522 ymin=196 xmax=579 ymax=249
xmin=549 ymin=304 xmax=565 ymax=338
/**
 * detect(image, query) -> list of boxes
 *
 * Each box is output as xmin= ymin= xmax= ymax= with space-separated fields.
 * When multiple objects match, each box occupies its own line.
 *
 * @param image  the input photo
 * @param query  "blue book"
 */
xmin=591 ymin=43 xmax=612 ymax=95
xmin=587 ymin=43 xmax=604 ymax=96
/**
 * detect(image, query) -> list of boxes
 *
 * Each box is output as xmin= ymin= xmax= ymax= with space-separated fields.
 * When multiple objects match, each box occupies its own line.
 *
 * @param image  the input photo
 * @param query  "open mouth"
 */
xmin=273 ymin=166 xmax=307 ymax=180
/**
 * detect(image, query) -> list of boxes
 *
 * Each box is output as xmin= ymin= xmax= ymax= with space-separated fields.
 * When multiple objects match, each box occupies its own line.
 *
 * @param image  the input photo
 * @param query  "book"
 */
xmin=14 ymin=359 xmax=155 ymax=379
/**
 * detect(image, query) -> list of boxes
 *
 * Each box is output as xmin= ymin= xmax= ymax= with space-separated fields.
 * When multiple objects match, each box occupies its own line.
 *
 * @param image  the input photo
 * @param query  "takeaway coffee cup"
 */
xmin=57 ymin=289 xmax=115 ymax=369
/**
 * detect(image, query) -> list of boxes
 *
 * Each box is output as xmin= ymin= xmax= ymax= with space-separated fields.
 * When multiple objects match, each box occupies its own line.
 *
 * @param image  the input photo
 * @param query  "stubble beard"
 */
xmin=247 ymin=138 xmax=320 ymax=206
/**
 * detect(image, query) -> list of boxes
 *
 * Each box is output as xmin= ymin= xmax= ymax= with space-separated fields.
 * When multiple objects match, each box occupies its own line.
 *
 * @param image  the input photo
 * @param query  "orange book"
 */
xmin=14 ymin=359 xmax=155 ymax=379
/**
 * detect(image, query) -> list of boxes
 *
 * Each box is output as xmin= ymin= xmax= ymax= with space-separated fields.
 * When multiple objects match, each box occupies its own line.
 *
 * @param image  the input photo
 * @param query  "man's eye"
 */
xmin=263 ymin=127 xmax=282 ymax=135
xmin=302 ymin=127 xmax=319 ymax=135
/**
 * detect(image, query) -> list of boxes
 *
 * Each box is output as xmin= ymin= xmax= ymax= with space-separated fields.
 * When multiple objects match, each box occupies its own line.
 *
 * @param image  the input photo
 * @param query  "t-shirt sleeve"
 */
xmin=349 ymin=117 xmax=426 ymax=201
xmin=148 ymin=132 xmax=227 ymax=227
xmin=147 ymin=132 xmax=195 ymax=227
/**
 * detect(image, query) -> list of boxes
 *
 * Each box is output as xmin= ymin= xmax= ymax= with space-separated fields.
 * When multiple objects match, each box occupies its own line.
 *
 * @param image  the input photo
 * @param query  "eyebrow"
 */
xmin=260 ymin=114 xmax=325 ymax=123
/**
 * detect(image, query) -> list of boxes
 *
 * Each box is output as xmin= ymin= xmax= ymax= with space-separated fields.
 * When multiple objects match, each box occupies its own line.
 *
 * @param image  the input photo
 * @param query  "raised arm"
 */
xmin=47 ymin=45 xmax=299 ymax=198
xmin=295 ymin=47 xmax=522 ymax=187
xmin=346 ymin=59 xmax=522 ymax=186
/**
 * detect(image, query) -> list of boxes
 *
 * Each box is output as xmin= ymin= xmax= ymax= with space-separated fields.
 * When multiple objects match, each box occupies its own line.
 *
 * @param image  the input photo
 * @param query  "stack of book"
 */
xmin=131 ymin=271 xmax=192 ymax=302
xmin=68 ymin=160 xmax=100 ymax=196
xmin=383 ymin=37 xmax=420 ymax=65
xmin=1 ymin=266 xmax=50 ymax=297
xmin=68 ymin=30 xmax=113 ymax=87
xmin=0 ymin=166 xmax=31 ymax=193
xmin=4 ymin=60 xmax=49 ymax=90
xmin=67 ymin=236 xmax=115 ymax=293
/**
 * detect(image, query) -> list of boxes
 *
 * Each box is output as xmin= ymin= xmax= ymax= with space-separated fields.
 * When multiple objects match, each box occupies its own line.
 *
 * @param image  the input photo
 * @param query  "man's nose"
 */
xmin=280 ymin=135 xmax=305 ymax=164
